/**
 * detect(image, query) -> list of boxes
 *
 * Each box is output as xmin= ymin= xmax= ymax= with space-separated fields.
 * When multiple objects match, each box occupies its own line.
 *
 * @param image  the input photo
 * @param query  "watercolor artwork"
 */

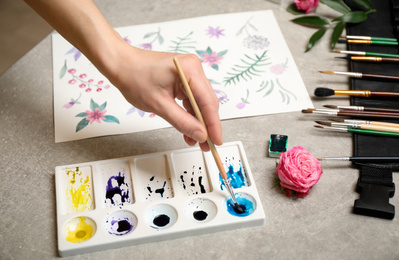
xmin=52 ymin=10 xmax=313 ymax=142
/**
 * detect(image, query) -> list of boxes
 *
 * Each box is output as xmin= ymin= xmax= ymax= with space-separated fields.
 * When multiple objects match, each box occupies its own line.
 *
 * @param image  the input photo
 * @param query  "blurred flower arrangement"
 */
xmin=275 ymin=146 xmax=323 ymax=198
xmin=286 ymin=0 xmax=375 ymax=52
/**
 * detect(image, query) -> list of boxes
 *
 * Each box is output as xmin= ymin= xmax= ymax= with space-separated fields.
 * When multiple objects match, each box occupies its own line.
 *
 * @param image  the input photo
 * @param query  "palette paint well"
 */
xmin=55 ymin=141 xmax=265 ymax=257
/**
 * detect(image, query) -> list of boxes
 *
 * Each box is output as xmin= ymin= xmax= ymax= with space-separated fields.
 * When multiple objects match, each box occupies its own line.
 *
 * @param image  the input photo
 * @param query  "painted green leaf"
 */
xmin=320 ymin=0 xmax=351 ymax=14
xmin=143 ymin=32 xmax=157 ymax=38
xmin=102 ymin=115 xmax=120 ymax=124
xmin=331 ymin=22 xmax=346 ymax=50
xmin=76 ymin=112 xmax=88 ymax=118
xmin=195 ymin=50 xmax=206 ymax=57
xmin=98 ymin=101 xmax=107 ymax=111
xmin=206 ymin=46 xmax=212 ymax=55
xmin=352 ymin=0 xmax=372 ymax=10
xmin=217 ymin=50 xmax=228 ymax=57
xmin=333 ymin=11 xmax=367 ymax=24
xmin=76 ymin=118 xmax=89 ymax=132
xmin=158 ymin=34 xmax=164 ymax=45
xmin=286 ymin=3 xmax=304 ymax=15
xmin=59 ymin=60 xmax=67 ymax=79
xmin=305 ymin=28 xmax=327 ymax=52
xmin=211 ymin=64 xmax=219 ymax=70
xmin=90 ymin=99 xmax=99 ymax=111
xmin=291 ymin=16 xmax=330 ymax=27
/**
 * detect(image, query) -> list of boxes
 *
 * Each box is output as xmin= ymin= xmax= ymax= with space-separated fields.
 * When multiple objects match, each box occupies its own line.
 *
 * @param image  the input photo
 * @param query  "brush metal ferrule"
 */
xmin=339 ymin=50 xmax=366 ymax=56
xmin=319 ymin=126 xmax=348 ymax=132
xmin=334 ymin=71 xmax=363 ymax=78
xmin=338 ymin=105 xmax=364 ymax=111
xmin=331 ymin=121 xmax=361 ymax=128
xmin=322 ymin=157 xmax=350 ymax=161
xmin=334 ymin=90 xmax=372 ymax=97
xmin=346 ymin=36 xmax=371 ymax=40
xmin=347 ymin=39 xmax=372 ymax=44
xmin=351 ymin=56 xmax=382 ymax=62
xmin=223 ymin=178 xmax=238 ymax=204
xmin=313 ymin=110 xmax=338 ymax=115
xmin=342 ymin=119 xmax=370 ymax=125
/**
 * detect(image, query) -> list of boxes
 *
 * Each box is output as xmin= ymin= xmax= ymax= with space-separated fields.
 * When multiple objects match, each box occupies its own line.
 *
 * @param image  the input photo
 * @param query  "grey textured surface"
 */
xmin=1 ymin=1 xmax=398 ymax=259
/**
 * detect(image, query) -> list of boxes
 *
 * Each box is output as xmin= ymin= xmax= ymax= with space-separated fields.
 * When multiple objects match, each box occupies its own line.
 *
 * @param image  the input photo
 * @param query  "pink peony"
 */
xmin=276 ymin=146 xmax=322 ymax=198
xmin=294 ymin=0 xmax=319 ymax=14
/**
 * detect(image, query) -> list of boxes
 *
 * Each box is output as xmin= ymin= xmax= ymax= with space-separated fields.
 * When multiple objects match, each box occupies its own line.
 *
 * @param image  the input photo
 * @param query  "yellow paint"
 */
xmin=65 ymin=168 xmax=93 ymax=214
xmin=65 ymin=217 xmax=95 ymax=243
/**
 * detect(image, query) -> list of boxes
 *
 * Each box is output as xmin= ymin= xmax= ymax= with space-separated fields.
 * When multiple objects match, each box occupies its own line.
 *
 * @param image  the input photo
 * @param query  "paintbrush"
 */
xmin=337 ymin=56 xmax=399 ymax=63
xmin=315 ymin=120 xmax=399 ymax=133
xmin=338 ymin=39 xmax=398 ymax=45
xmin=319 ymin=70 xmax=399 ymax=81
xmin=340 ymin=35 xmax=398 ymax=42
xmin=330 ymin=50 xmax=399 ymax=58
xmin=314 ymin=87 xmax=399 ymax=98
xmin=330 ymin=118 xmax=399 ymax=128
xmin=323 ymin=105 xmax=399 ymax=113
xmin=317 ymin=156 xmax=399 ymax=163
xmin=302 ymin=108 xmax=399 ymax=119
xmin=173 ymin=57 xmax=244 ymax=214
xmin=313 ymin=124 xmax=399 ymax=137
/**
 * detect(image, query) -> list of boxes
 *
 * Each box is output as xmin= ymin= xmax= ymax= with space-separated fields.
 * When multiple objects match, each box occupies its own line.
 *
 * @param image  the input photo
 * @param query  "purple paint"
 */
xmin=105 ymin=171 xmax=130 ymax=207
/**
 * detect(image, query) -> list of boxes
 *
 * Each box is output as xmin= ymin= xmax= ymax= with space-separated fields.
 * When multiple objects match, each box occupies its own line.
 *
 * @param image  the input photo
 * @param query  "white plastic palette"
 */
xmin=55 ymin=141 xmax=266 ymax=257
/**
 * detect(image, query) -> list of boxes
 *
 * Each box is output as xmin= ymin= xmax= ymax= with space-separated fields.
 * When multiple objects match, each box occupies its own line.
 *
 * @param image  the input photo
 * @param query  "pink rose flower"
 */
xmin=294 ymin=0 xmax=319 ymax=14
xmin=276 ymin=146 xmax=322 ymax=198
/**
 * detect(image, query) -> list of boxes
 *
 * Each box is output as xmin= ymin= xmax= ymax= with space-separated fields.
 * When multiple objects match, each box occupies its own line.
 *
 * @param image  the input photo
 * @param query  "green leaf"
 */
xmin=90 ymin=99 xmax=99 ymax=111
xmin=195 ymin=50 xmax=206 ymax=57
xmin=286 ymin=3 xmax=304 ymax=15
xmin=333 ymin=11 xmax=367 ymax=23
xmin=158 ymin=34 xmax=164 ymax=45
xmin=306 ymin=28 xmax=327 ymax=52
xmin=331 ymin=22 xmax=346 ymax=50
xmin=320 ymin=0 xmax=351 ymax=14
xmin=143 ymin=32 xmax=157 ymax=38
xmin=206 ymin=46 xmax=212 ymax=55
xmin=76 ymin=112 xmax=88 ymax=118
xmin=291 ymin=16 xmax=330 ymax=27
xmin=98 ymin=101 xmax=107 ymax=111
xmin=59 ymin=60 xmax=67 ymax=79
xmin=352 ymin=0 xmax=372 ymax=10
xmin=102 ymin=115 xmax=120 ymax=124
xmin=76 ymin=118 xmax=89 ymax=132
xmin=211 ymin=64 xmax=219 ymax=70
xmin=217 ymin=50 xmax=228 ymax=57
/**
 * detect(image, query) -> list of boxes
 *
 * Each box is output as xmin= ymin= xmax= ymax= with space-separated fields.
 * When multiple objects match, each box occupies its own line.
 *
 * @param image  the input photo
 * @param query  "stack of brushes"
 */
xmin=304 ymin=34 xmax=399 ymax=138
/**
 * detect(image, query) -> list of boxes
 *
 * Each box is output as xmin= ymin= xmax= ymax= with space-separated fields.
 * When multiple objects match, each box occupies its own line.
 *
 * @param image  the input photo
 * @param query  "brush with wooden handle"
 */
xmin=173 ymin=57 xmax=244 ymax=214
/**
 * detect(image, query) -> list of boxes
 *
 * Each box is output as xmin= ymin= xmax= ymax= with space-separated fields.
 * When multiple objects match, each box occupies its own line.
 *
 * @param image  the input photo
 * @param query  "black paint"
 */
xmin=155 ymin=181 xmax=166 ymax=197
xmin=199 ymin=176 xmax=206 ymax=194
xmin=193 ymin=210 xmax=208 ymax=221
xmin=117 ymin=220 xmax=132 ymax=232
xmin=153 ymin=214 xmax=170 ymax=227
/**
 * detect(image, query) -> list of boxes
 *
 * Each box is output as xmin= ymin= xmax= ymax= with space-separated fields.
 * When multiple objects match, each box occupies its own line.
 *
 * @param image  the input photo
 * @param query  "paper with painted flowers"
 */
xmin=52 ymin=10 xmax=313 ymax=142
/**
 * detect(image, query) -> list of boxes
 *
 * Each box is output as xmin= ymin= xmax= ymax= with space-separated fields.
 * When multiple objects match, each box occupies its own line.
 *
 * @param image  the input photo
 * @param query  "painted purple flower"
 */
xmin=137 ymin=43 xmax=152 ymax=50
xmin=206 ymin=26 xmax=225 ymax=39
xmin=127 ymin=106 xmax=146 ymax=117
xmin=214 ymin=89 xmax=229 ymax=104
xmin=86 ymin=108 xmax=107 ymax=124
xmin=123 ymin=36 xmax=132 ymax=45
xmin=63 ymin=94 xmax=82 ymax=109
xmin=243 ymin=35 xmax=270 ymax=50
xmin=236 ymin=102 xmax=246 ymax=109
xmin=65 ymin=47 xmax=82 ymax=61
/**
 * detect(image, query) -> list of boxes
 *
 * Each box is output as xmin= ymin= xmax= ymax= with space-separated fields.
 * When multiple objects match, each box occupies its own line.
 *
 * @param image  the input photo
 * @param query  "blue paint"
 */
xmin=226 ymin=196 xmax=254 ymax=217
xmin=219 ymin=164 xmax=247 ymax=190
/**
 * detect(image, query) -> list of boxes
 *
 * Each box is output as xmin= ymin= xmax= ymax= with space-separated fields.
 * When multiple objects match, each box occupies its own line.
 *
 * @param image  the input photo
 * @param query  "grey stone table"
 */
xmin=1 ymin=1 xmax=398 ymax=259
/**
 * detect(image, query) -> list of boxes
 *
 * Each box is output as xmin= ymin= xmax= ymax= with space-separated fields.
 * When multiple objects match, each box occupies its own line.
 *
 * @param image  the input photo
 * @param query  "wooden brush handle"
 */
xmin=370 ymin=91 xmax=399 ymax=97
xmin=173 ymin=57 xmax=228 ymax=179
xmin=338 ymin=110 xmax=399 ymax=119
xmin=363 ymin=73 xmax=399 ymax=80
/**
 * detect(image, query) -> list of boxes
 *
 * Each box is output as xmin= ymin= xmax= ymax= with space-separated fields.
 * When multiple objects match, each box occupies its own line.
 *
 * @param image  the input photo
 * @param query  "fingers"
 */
xmin=178 ymin=55 xmax=223 ymax=146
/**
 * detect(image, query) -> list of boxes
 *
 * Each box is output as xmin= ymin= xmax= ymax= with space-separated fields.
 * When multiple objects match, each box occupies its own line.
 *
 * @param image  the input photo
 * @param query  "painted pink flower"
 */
xmin=295 ymin=0 xmax=319 ymax=14
xmin=276 ymin=146 xmax=322 ymax=198
xmin=270 ymin=64 xmax=286 ymax=75
xmin=202 ymin=52 xmax=223 ymax=66
xmin=85 ymin=108 xmax=107 ymax=124
xmin=206 ymin=26 xmax=225 ymax=39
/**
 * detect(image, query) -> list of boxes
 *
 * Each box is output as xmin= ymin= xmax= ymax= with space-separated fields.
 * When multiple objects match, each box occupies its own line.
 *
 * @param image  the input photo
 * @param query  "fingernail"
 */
xmin=192 ymin=130 xmax=207 ymax=143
